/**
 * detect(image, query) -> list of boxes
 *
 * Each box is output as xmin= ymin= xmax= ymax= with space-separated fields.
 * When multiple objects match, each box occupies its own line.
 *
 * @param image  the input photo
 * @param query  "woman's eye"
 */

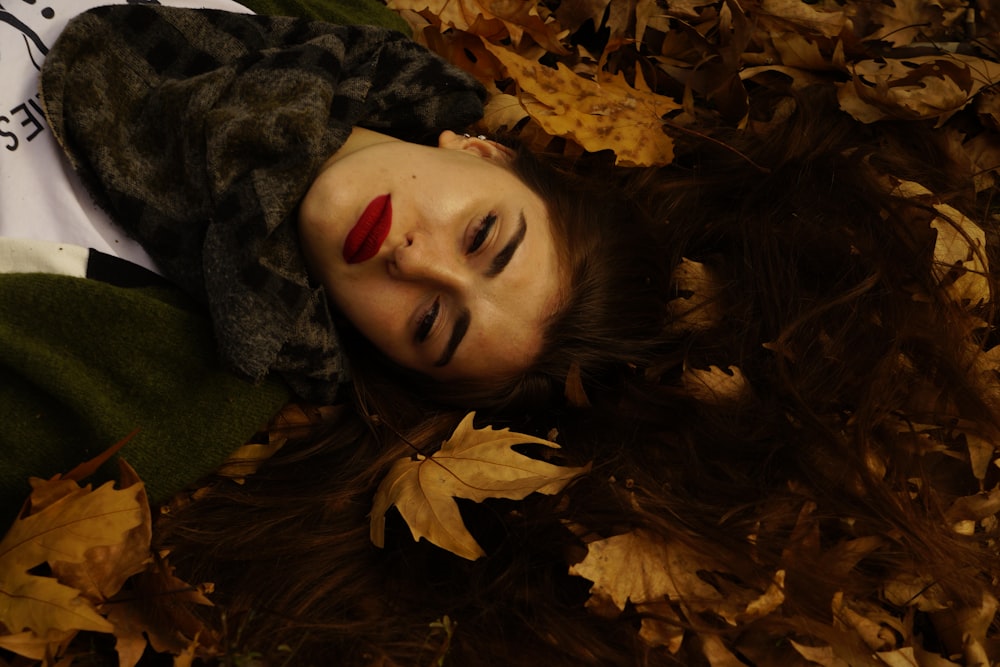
xmin=415 ymin=298 xmax=440 ymax=343
xmin=468 ymin=213 xmax=497 ymax=254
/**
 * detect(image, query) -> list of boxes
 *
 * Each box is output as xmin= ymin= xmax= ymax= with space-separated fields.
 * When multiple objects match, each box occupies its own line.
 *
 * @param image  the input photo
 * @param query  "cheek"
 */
xmin=328 ymin=280 xmax=410 ymax=353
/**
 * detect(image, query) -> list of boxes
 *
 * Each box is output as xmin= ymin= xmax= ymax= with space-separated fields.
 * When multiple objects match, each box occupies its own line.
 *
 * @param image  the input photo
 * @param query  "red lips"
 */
xmin=343 ymin=194 xmax=392 ymax=264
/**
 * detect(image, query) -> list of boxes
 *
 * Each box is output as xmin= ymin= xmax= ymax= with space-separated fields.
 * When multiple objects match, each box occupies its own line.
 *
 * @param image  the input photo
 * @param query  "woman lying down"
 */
xmin=3 ymin=2 xmax=1000 ymax=666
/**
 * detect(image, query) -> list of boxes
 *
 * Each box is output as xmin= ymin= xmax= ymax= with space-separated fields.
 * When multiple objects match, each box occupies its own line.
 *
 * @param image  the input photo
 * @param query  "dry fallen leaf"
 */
xmin=667 ymin=258 xmax=727 ymax=332
xmin=838 ymin=55 xmax=1000 ymax=126
xmin=389 ymin=0 xmax=568 ymax=52
xmin=0 ymin=477 xmax=145 ymax=638
xmin=884 ymin=177 xmax=990 ymax=308
xmin=0 ymin=628 xmax=76 ymax=662
xmin=482 ymin=40 xmax=680 ymax=165
xmin=49 ymin=462 xmax=152 ymax=603
xmin=681 ymin=365 xmax=749 ymax=404
xmin=370 ymin=413 xmax=591 ymax=559
xmin=103 ymin=555 xmax=217 ymax=662
xmin=571 ymin=531 xmax=723 ymax=621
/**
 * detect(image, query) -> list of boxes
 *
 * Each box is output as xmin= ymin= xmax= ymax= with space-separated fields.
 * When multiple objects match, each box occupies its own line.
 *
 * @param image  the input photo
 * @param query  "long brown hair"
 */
xmin=155 ymin=89 xmax=1000 ymax=665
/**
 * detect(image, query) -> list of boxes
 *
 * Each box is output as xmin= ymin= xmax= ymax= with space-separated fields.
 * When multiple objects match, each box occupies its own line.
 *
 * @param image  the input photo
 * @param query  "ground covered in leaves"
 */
xmin=4 ymin=0 xmax=1000 ymax=664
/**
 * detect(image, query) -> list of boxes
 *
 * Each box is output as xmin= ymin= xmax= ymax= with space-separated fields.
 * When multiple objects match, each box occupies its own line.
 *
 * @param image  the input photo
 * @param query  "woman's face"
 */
xmin=298 ymin=130 xmax=563 ymax=382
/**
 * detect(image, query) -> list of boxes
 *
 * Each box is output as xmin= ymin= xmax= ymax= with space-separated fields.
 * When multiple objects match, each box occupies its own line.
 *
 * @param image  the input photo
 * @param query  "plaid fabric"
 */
xmin=40 ymin=5 xmax=485 ymax=402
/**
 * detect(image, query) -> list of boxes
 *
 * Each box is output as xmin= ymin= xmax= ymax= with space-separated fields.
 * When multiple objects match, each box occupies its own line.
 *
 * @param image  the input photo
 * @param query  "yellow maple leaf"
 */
xmin=370 ymin=412 xmax=591 ymax=560
xmin=0 ymin=478 xmax=145 ymax=636
xmin=482 ymin=41 xmax=680 ymax=165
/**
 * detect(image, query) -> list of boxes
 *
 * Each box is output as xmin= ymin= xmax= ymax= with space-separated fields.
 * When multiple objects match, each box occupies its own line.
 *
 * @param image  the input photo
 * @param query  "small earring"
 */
xmin=463 ymin=133 xmax=488 ymax=140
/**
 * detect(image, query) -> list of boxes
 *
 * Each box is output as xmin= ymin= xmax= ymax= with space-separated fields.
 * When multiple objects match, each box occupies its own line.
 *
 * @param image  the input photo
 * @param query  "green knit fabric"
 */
xmin=0 ymin=275 xmax=291 ymax=522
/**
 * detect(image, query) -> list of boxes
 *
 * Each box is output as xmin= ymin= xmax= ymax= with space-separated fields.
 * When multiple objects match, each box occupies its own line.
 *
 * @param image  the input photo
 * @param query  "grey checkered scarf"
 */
xmin=40 ymin=5 xmax=485 ymax=402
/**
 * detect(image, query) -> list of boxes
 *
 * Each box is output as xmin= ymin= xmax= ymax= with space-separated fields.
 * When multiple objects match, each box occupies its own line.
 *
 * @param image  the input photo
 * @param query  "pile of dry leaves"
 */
xmin=392 ymin=0 xmax=1000 ymax=184
xmin=4 ymin=0 xmax=1000 ymax=665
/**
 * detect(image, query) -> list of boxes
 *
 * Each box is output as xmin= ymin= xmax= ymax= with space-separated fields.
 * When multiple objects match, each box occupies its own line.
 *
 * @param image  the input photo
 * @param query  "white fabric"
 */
xmin=0 ymin=238 xmax=88 ymax=276
xmin=0 ymin=0 xmax=252 ymax=274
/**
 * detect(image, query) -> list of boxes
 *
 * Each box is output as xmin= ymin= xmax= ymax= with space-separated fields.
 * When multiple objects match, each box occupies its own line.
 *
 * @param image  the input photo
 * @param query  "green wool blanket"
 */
xmin=0 ymin=0 xmax=408 ymax=523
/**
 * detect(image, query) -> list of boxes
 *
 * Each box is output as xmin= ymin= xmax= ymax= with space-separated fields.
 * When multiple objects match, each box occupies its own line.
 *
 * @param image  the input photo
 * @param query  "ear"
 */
xmin=438 ymin=130 xmax=515 ymax=163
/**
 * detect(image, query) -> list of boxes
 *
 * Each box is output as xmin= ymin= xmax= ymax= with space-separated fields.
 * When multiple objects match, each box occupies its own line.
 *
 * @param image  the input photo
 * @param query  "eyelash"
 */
xmin=415 ymin=298 xmax=440 ymax=343
xmin=414 ymin=213 xmax=494 ymax=344
xmin=468 ymin=213 xmax=497 ymax=254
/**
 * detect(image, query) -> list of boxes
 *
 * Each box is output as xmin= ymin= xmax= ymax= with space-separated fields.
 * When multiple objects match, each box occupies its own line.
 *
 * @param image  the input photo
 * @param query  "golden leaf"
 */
xmin=49 ymin=462 xmax=152 ymax=602
xmin=0 ymin=478 xmax=145 ymax=636
xmin=569 ymin=530 xmax=723 ymax=611
xmin=482 ymin=93 xmax=530 ymax=132
xmin=482 ymin=41 xmax=680 ymax=165
xmin=370 ymin=413 xmax=591 ymax=560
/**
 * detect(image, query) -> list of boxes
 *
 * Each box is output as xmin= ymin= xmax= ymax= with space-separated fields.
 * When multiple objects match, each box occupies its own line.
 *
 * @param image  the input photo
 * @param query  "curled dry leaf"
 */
xmin=370 ymin=412 xmax=591 ymax=560
xmin=879 ymin=176 xmax=990 ymax=309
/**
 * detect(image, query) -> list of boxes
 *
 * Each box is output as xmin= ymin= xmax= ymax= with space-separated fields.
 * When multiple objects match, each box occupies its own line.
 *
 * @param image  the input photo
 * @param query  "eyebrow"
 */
xmin=434 ymin=308 xmax=470 ymax=367
xmin=486 ymin=211 xmax=527 ymax=278
xmin=434 ymin=212 xmax=528 ymax=367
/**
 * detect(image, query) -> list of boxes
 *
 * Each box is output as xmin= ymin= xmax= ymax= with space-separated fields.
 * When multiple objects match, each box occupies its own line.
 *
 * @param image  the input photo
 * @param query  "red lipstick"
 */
xmin=343 ymin=195 xmax=392 ymax=264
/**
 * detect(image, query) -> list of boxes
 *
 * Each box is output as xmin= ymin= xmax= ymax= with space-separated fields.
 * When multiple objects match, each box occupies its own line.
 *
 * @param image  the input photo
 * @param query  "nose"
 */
xmin=390 ymin=232 xmax=464 ymax=287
